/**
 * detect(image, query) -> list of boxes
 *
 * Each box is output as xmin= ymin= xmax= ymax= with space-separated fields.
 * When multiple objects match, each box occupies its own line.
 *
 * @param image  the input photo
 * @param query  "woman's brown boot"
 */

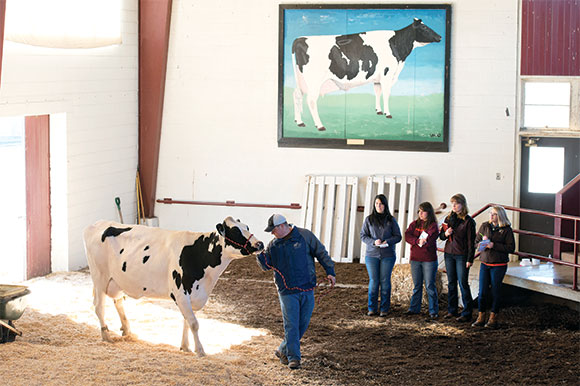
xmin=485 ymin=312 xmax=498 ymax=329
xmin=471 ymin=312 xmax=486 ymax=327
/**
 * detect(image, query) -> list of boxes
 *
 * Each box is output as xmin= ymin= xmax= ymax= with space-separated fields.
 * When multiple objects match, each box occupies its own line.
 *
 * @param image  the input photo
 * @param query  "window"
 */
xmin=4 ymin=0 xmax=121 ymax=49
xmin=528 ymin=146 xmax=565 ymax=194
xmin=521 ymin=79 xmax=580 ymax=132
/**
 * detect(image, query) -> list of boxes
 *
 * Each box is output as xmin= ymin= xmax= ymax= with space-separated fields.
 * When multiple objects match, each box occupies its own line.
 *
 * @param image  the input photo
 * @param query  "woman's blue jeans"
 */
xmin=409 ymin=260 xmax=439 ymax=316
xmin=478 ymin=263 xmax=507 ymax=313
xmin=444 ymin=253 xmax=473 ymax=317
xmin=277 ymin=291 xmax=315 ymax=362
xmin=365 ymin=256 xmax=396 ymax=313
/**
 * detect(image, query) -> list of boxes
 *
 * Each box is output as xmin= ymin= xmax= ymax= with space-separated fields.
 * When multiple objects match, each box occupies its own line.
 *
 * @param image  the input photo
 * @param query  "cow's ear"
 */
xmin=216 ymin=222 xmax=225 ymax=236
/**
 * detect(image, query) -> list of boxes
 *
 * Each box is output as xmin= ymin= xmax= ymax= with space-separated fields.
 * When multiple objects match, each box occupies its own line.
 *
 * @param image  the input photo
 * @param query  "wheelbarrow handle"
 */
xmin=0 ymin=319 xmax=22 ymax=336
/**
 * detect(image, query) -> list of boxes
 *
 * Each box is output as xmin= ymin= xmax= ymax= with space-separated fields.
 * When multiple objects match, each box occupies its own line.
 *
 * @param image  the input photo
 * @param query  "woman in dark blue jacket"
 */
xmin=360 ymin=194 xmax=402 ymax=316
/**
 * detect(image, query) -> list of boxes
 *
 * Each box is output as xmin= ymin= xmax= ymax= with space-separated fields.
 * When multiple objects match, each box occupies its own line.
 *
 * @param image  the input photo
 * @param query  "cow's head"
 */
xmin=413 ymin=18 xmax=441 ymax=44
xmin=216 ymin=216 xmax=264 ymax=257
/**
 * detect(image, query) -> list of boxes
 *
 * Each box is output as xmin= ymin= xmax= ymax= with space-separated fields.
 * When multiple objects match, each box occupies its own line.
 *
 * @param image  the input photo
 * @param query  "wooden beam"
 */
xmin=0 ymin=0 xmax=6 ymax=87
xmin=139 ymin=0 xmax=172 ymax=218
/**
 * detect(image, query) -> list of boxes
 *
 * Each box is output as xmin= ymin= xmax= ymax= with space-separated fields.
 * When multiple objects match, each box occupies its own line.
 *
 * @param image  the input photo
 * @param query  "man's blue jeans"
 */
xmin=478 ymin=263 xmax=507 ymax=313
xmin=365 ymin=256 xmax=396 ymax=313
xmin=444 ymin=253 xmax=473 ymax=317
xmin=409 ymin=260 xmax=439 ymax=316
xmin=277 ymin=291 xmax=315 ymax=362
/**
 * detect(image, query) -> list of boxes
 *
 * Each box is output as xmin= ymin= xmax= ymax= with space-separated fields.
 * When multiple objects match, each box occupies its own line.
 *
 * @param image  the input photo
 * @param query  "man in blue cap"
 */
xmin=257 ymin=214 xmax=336 ymax=370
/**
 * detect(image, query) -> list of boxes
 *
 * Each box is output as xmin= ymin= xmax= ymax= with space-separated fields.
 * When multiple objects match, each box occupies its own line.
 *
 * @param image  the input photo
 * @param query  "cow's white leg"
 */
xmin=381 ymin=86 xmax=393 ymax=118
xmin=374 ymin=83 xmax=383 ymax=114
xmin=113 ymin=297 xmax=134 ymax=338
xmin=93 ymin=288 xmax=112 ymax=342
xmin=293 ymin=88 xmax=305 ymax=127
xmin=175 ymin=296 xmax=205 ymax=356
xmin=181 ymin=319 xmax=191 ymax=352
xmin=382 ymin=65 xmax=405 ymax=119
xmin=306 ymin=94 xmax=325 ymax=131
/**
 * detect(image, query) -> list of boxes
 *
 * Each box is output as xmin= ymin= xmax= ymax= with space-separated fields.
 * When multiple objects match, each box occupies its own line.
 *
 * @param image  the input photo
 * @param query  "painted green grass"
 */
xmin=282 ymin=87 xmax=444 ymax=142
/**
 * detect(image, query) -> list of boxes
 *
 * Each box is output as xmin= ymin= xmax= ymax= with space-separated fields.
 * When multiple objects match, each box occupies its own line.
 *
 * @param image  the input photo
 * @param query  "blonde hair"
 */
xmin=450 ymin=193 xmax=469 ymax=219
xmin=491 ymin=205 xmax=511 ymax=227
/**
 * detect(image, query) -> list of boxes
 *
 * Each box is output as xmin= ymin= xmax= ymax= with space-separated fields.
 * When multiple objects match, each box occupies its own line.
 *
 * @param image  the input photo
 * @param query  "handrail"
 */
xmin=554 ymin=173 xmax=579 ymax=260
xmin=556 ymin=173 xmax=580 ymax=196
xmin=472 ymin=203 xmax=580 ymax=222
xmin=471 ymin=203 xmax=580 ymax=290
xmin=156 ymin=198 xmax=302 ymax=210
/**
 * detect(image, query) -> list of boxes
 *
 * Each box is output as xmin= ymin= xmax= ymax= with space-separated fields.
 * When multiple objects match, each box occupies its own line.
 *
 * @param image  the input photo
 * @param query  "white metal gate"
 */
xmin=300 ymin=175 xmax=358 ymax=262
xmin=360 ymin=175 xmax=419 ymax=264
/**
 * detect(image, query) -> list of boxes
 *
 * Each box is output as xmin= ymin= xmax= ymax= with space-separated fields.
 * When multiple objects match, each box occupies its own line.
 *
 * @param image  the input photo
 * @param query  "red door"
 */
xmin=25 ymin=115 xmax=51 ymax=279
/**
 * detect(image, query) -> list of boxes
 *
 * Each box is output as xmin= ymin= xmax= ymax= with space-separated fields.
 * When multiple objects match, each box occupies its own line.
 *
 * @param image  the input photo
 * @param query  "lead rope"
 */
xmin=260 ymin=251 xmax=334 ymax=306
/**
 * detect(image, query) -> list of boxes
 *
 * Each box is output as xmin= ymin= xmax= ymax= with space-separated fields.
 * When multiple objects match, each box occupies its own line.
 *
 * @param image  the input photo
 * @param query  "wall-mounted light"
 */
xmin=524 ymin=137 xmax=539 ymax=147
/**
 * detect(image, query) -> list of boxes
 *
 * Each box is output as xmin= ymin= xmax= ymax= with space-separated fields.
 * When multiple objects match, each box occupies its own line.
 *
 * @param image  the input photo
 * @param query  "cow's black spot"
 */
xmin=170 ymin=293 xmax=176 ymax=302
xmin=143 ymin=255 xmax=150 ymax=264
xmin=120 ymin=249 xmax=124 ymax=254
xmin=178 ymin=233 xmax=222 ymax=295
xmin=384 ymin=67 xmax=389 ymax=76
xmin=329 ymin=33 xmax=378 ymax=81
xmin=144 ymin=245 xmax=149 ymax=251
xmin=122 ymin=262 xmax=127 ymax=272
xmin=172 ymin=270 xmax=182 ymax=290
xmin=101 ymin=226 xmax=132 ymax=242
xmin=292 ymin=37 xmax=309 ymax=72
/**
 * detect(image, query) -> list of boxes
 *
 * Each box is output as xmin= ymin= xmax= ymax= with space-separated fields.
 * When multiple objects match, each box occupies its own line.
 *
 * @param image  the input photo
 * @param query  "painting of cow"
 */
xmin=83 ymin=216 xmax=264 ymax=356
xmin=292 ymin=18 xmax=441 ymax=131
xmin=278 ymin=5 xmax=451 ymax=151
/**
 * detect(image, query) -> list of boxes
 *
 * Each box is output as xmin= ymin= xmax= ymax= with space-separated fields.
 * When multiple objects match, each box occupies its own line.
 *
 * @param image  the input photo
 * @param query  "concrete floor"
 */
xmin=463 ymin=259 xmax=580 ymax=305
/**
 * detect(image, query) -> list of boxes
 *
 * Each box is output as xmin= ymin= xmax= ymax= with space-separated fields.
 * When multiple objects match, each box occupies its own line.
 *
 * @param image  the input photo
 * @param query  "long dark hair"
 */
xmin=369 ymin=194 xmax=393 ymax=227
xmin=416 ymin=201 xmax=437 ymax=229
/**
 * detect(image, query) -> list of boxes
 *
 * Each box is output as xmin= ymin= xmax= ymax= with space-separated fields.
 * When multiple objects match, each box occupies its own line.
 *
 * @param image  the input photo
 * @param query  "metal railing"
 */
xmin=471 ymin=203 xmax=580 ymax=290
xmin=156 ymin=197 xmax=302 ymax=210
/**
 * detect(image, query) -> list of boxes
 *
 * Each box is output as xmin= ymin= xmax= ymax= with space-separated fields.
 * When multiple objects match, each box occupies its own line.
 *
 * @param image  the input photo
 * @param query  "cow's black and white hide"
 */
xmin=83 ymin=216 xmax=264 ymax=356
xmin=292 ymin=18 xmax=441 ymax=131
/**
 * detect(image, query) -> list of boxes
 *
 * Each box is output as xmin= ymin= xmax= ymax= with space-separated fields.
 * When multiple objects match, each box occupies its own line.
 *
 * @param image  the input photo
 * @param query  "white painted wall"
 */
xmin=156 ymin=0 xmax=519 ymax=256
xmin=0 ymin=0 xmax=519 ymax=272
xmin=0 ymin=0 xmax=138 ymax=271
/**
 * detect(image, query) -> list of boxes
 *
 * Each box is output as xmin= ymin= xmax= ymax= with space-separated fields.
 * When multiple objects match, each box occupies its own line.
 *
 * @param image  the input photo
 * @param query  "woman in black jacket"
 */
xmin=472 ymin=205 xmax=515 ymax=329
xmin=360 ymin=194 xmax=402 ymax=316
xmin=439 ymin=193 xmax=476 ymax=322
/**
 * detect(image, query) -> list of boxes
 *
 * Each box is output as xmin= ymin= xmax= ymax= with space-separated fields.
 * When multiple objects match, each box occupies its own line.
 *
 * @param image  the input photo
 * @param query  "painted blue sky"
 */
xmin=282 ymin=8 xmax=448 ymax=96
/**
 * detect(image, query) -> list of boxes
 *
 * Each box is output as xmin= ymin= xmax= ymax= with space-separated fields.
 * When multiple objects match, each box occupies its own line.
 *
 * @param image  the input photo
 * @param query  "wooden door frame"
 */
xmin=25 ymin=115 xmax=51 ymax=279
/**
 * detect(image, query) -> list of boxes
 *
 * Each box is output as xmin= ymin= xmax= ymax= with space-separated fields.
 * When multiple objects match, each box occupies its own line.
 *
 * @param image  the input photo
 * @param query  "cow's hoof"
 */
xmin=297 ymin=123 xmax=306 ymax=127
xmin=122 ymin=332 xmax=138 ymax=340
xmin=376 ymin=111 xmax=383 ymax=115
xmin=317 ymin=126 xmax=326 ymax=131
xmin=180 ymin=346 xmax=192 ymax=353
xmin=385 ymin=115 xmax=393 ymax=119
xmin=196 ymin=350 xmax=206 ymax=357
xmin=100 ymin=330 xmax=113 ymax=343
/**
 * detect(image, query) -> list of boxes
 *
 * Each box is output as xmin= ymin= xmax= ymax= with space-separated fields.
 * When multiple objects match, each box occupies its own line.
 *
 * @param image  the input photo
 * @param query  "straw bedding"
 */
xmin=0 ymin=257 xmax=578 ymax=385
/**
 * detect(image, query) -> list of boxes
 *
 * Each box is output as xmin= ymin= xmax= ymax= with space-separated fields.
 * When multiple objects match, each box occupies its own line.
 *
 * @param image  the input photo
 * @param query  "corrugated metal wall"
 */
xmin=521 ymin=0 xmax=580 ymax=76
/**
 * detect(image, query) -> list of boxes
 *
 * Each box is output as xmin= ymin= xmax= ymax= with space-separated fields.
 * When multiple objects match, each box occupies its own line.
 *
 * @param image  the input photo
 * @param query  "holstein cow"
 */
xmin=83 ymin=216 xmax=264 ymax=356
xmin=292 ymin=18 xmax=441 ymax=131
